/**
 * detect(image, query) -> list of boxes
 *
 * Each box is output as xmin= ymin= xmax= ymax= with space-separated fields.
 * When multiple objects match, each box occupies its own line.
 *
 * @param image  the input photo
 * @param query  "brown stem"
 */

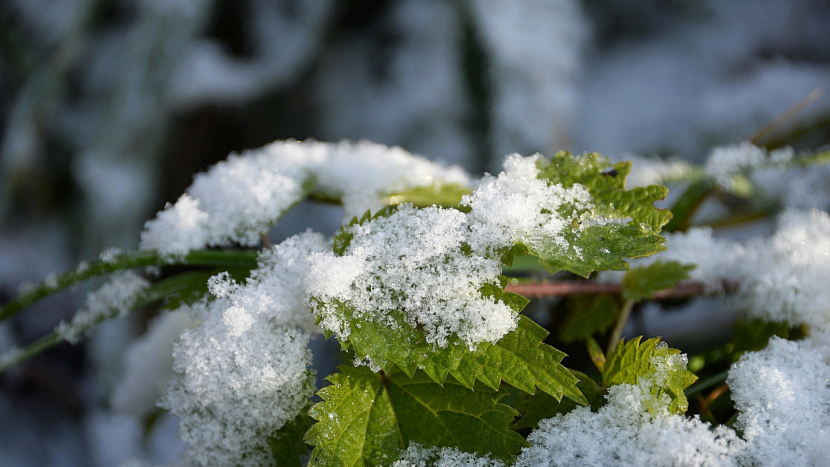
xmin=504 ymin=281 xmax=732 ymax=298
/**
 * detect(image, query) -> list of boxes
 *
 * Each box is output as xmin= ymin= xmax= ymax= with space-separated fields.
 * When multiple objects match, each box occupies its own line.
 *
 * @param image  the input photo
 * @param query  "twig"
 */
xmin=504 ymin=281 xmax=728 ymax=298
xmin=751 ymin=87 xmax=825 ymax=144
xmin=606 ymin=299 xmax=635 ymax=354
xmin=0 ymin=250 xmax=258 ymax=322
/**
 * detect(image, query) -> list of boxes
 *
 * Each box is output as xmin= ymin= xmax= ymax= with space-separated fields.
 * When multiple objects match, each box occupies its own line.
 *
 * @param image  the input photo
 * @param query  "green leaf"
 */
xmin=305 ymin=366 xmax=527 ymax=467
xmin=269 ymin=412 xmax=315 ymax=467
xmin=383 ymin=183 xmax=473 ymax=210
xmin=532 ymin=152 xmax=672 ymax=277
xmin=603 ymin=337 xmax=697 ymax=414
xmin=621 ymin=260 xmax=695 ymax=301
xmin=558 ymin=295 xmax=620 ymax=343
xmin=732 ymin=319 xmax=791 ymax=354
xmin=511 ymin=370 xmax=603 ymax=430
xmin=326 ymin=302 xmax=586 ymax=406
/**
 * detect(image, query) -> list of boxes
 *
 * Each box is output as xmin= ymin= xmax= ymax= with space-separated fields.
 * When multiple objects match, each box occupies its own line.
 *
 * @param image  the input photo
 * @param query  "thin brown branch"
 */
xmin=505 ymin=281 xmax=733 ymax=298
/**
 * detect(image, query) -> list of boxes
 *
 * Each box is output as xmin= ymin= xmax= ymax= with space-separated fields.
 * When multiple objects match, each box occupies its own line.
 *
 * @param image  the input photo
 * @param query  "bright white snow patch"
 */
xmin=515 ymin=383 xmax=743 ymax=467
xmin=140 ymin=139 xmax=470 ymax=257
xmin=160 ymin=231 xmax=327 ymax=466
xmin=462 ymin=153 xmax=591 ymax=257
xmin=630 ymin=209 xmax=830 ymax=329
xmin=728 ymin=333 xmax=830 ymax=466
xmin=393 ymin=444 xmax=505 ymax=467
xmin=308 ymin=205 xmax=517 ymax=348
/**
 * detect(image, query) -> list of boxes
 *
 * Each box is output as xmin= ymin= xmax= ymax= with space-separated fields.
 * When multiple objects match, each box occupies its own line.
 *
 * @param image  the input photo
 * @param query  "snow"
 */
xmin=140 ymin=139 xmax=470 ymax=257
xmin=461 ymin=153 xmax=592 ymax=257
xmin=728 ymin=333 xmax=830 ymax=466
xmin=160 ymin=231 xmax=327 ymax=466
xmin=516 ymin=382 xmax=743 ymax=467
xmin=110 ymin=311 xmax=194 ymax=420
xmin=55 ymin=271 xmax=150 ymax=345
xmin=393 ymin=445 xmax=505 ymax=467
xmin=307 ymin=205 xmax=517 ymax=348
xmin=705 ymin=142 xmax=793 ymax=187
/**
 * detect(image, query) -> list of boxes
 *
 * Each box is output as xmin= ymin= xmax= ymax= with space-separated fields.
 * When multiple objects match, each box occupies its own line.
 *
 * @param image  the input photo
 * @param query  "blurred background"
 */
xmin=0 ymin=0 xmax=828 ymax=465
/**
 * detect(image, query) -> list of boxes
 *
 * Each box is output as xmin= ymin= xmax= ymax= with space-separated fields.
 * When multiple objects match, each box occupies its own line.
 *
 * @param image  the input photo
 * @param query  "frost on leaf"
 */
xmin=308 ymin=205 xmax=583 ymax=403
xmin=55 ymin=271 xmax=150 ymax=344
xmin=305 ymin=366 xmax=527 ymax=467
xmin=531 ymin=151 xmax=672 ymax=277
xmin=602 ymin=337 xmax=697 ymax=414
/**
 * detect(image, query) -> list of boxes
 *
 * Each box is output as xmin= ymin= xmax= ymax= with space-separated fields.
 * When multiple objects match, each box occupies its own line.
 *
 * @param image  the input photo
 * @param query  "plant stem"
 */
xmin=684 ymin=369 xmax=730 ymax=398
xmin=0 ymin=271 xmax=211 ymax=372
xmin=505 ymin=280 xmax=730 ymax=298
xmin=0 ymin=250 xmax=258 ymax=323
xmin=663 ymin=178 xmax=715 ymax=232
xmin=606 ymin=299 xmax=635 ymax=354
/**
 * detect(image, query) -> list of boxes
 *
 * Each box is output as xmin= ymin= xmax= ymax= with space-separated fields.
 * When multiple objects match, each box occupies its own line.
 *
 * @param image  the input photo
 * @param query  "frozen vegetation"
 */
xmin=2 ymin=1 xmax=830 ymax=466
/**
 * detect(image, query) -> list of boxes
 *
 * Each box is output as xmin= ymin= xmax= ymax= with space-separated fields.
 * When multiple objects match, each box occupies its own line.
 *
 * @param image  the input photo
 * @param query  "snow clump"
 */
xmin=161 ymin=231 xmax=328 ymax=466
xmin=55 ymin=271 xmax=150 ymax=344
xmin=461 ymin=153 xmax=592 ymax=257
xmin=140 ymin=140 xmax=470 ymax=258
xmin=728 ymin=332 xmax=830 ymax=466
xmin=307 ymin=205 xmax=517 ymax=348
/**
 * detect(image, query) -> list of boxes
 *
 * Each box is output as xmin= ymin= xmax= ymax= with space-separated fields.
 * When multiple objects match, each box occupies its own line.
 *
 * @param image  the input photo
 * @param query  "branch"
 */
xmin=505 ymin=281 xmax=731 ymax=298
xmin=1 ymin=250 xmax=258 ymax=323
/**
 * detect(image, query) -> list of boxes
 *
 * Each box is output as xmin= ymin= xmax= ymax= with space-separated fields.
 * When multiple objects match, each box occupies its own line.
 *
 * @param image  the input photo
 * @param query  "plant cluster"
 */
xmin=2 ymin=139 xmax=830 ymax=466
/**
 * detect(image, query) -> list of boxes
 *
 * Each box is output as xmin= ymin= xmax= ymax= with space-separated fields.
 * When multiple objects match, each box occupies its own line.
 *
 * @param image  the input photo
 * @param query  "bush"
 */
xmin=3 ymin=138 xmax=830 ymax=466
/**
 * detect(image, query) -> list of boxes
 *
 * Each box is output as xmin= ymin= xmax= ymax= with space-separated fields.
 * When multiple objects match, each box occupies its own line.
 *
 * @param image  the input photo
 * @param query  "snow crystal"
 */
xmin=728 ymin=333 xmax=830 ymax=466
xmin=100 ymin=247 xmax=125 ymax=264
xmin=516 ymin=383 xmax=743 ymax=467
xmin=393 ymin=444 xmax=505 ymax=467
xmin=705 ymin=142 xmax=793 ymax=187
xmin=111 ymin=311 xmax=194 ymax=419
xmin=140 ymin=139 xmax=469 ymax=257
xmin=160 ymin=232 xmax=327 ymax=466
xmin=462 ymin=153 xmax=592 ymax=257
xmin=139 ymin=195 xmax=209 ymax=257
xmin=163 ymin=321 xmax=313 ymax=467
xmin=307 ymin=205 xmax=518 ymax=348
xmin=55 ymin=271 xmax=150 ymax=345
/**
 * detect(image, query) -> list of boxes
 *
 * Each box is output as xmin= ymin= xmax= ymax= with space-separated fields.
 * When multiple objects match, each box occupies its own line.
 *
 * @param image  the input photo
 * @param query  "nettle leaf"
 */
xmin=332 ymin=207 xmax=399 ymax=256
xmin=268 ymin=412 xmax=314 ymax=467
xmin=330 ymin=303 xmax=585 ymax=406
xmin=622 ymin=260 xmax=695 ymax=301
xmin=732 ymin=319 xmax=792 ymax=354
xmin=603 ymin=337 xmax=698 ymax=414
xmin=533 ymin=152 xmax=673 ymax=277
xmin=383 ymin=183 xmax=473 ymax=210
xmin=558 ymin=294 xmax=620 ymax=343
xmin=511 ymin=370 xmax=603 ymax=430
xmin=305 ymin=366 xmax=527 ymax=467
